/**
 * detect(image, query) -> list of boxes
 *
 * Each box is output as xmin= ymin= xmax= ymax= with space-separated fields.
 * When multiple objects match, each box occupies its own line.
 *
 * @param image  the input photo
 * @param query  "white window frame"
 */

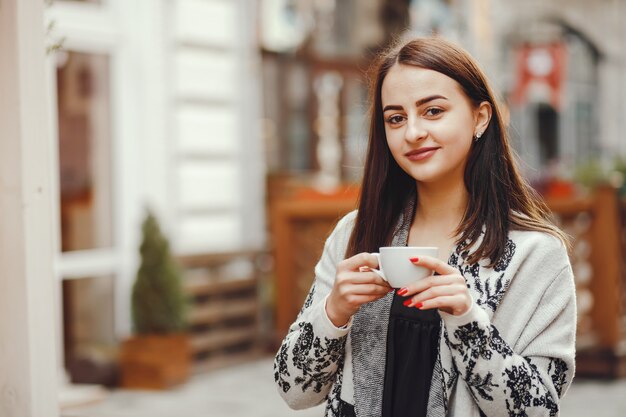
xmin=46 ymin=0 xmax=144 ymax=347
xmin=1 ymin=0 xmax=61 ymax=414
xmin=46 ymin=0 xmax=266 ymax=354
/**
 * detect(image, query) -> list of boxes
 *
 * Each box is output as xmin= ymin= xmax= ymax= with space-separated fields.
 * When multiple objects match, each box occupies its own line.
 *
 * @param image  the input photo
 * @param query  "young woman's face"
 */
xmin=381 ymin=64 xmax=487 ymax=185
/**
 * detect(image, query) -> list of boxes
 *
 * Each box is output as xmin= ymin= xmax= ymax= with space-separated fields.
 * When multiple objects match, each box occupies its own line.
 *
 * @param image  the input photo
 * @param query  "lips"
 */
xmin=404 ymin=147 xmax=440 ymax=161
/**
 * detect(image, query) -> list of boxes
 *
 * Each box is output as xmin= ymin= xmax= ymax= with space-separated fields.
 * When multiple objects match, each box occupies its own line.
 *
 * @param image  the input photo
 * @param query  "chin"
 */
xmin=409 ymin=167 xmax=460 ymax=186
xmin=402 ymin=166 xmax=443 ymax=183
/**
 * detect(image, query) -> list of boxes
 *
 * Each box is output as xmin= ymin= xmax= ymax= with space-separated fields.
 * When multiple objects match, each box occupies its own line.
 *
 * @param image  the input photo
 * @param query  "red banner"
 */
xmin=512 ymin=43 xmax=567 ymax=110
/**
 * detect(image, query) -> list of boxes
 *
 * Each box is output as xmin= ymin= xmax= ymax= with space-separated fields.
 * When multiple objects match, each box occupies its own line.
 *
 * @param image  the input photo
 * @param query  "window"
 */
xmin=56 ymin=51 xmax=114 ymax=252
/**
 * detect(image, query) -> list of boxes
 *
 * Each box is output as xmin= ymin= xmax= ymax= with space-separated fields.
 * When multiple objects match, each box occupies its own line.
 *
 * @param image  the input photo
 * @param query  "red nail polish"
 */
xmin=409 ymin=257 xmax=419 ymax=263
xmin=403 ymin=299 xmax=412 ymax=307
xmin=397 ymin=288 xmax=408 ymax=296
xmin=415 ymin=302 xmax=423 ymax=309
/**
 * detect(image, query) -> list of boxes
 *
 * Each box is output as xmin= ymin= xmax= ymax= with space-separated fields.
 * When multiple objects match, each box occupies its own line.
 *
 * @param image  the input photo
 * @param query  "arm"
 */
xmin=401 ymin=236 xmax=576 ymax=416
xmin=273 ymin=216 xmax=351 ymax=410
xmin=273 ymin=211 xmax=391 ymax=410
xmin=442 ymin=264 xmax=576 ymax=416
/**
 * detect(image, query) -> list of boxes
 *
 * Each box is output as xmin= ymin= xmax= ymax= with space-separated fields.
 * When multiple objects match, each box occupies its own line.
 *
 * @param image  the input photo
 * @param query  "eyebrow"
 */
xmin=382 ymin=94 xmax=449 ymax=112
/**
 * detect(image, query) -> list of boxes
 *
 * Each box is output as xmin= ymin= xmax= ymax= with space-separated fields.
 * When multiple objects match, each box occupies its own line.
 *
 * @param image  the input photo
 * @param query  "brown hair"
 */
xmin=346 ymin=36 xmax=568 ymax=266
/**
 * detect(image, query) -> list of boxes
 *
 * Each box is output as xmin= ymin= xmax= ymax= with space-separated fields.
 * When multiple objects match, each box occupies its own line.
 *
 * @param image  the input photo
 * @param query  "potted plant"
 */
xmin=119 ymin=210 xmax=190 ymax=389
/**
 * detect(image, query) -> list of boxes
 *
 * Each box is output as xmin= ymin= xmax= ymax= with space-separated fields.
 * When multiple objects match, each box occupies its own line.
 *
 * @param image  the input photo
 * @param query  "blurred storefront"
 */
xmin=260 ymin=0 xmax=626 ymax=377
xmin=262 ymin=0 xmax=626 ymax=195
xmin=489 ymin=0 xmax=626 ymax=378
xmin=491 ymin=0 xmax=626 ymax=195
xmin=46 ymin=0 xmax=266 ymax=406
xmin=15 ymin=0 xmax=626 ymax=410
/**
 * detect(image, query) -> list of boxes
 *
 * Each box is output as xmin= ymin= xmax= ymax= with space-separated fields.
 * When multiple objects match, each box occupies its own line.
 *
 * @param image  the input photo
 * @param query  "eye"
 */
xmin=385 ymin=115 xmax=405 ymax=125
xmin=424 ymin=107 xmax=444 ymax=117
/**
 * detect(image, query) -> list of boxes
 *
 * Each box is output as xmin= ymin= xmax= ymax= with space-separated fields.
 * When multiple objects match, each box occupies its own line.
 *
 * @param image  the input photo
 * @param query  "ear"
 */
xmin=474 ymin=101 xmax=492 ymax=137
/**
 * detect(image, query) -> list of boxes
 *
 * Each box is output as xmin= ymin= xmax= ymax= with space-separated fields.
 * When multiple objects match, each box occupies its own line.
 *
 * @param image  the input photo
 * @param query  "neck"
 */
xmin=414 ymin=177 xmax=469 ymax=232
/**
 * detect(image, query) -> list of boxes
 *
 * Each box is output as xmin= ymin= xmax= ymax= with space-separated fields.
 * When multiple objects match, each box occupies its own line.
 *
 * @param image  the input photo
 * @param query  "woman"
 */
xmin=274 ymin=37 xmax=576 ymax=417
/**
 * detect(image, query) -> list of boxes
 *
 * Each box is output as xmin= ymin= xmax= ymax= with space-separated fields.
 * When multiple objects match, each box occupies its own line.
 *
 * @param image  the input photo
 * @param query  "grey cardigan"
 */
xmin=274 ymin=205 xmax=576 ymax=416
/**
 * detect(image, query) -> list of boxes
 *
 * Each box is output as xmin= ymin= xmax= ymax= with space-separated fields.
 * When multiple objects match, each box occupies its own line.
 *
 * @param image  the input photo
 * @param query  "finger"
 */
xmin=402 ymin=294 xmax=462 ymax=309
xmin=409 ymin=255 xmax=457 ymax=275
xmin=340 ymin=252 xmax=380 ymax=271
xmin=405 ymin=283 xmax=468 ymax=305
xmin=399 ymin=274 xmax=465 ymax=296
xmin=337 ymin=281 xmax=391 ymax=298
xmin=349 ymin=283 xmax=394 ymax=296
xmin=418 ymin=294 xmax=469 ymax=315
xmin=339 ymin=271 xmax=389 ymax=287
xmin=344 ymin=293 xmax=389 ymax=306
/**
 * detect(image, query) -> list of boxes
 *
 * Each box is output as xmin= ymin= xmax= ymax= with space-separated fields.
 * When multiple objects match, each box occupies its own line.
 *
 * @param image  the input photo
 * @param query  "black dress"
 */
xmin=338 ymin=292 xmax=442 ymax=417
xmin=381 ymin=291 xmax=442 ymax=417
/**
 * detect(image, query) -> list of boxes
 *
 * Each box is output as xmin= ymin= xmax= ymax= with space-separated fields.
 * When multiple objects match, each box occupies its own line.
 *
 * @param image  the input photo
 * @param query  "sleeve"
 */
xmin=273 ymin=212 xmax=355 ymax=410
xmin=441 ymin=258 xmax=576 ymax=416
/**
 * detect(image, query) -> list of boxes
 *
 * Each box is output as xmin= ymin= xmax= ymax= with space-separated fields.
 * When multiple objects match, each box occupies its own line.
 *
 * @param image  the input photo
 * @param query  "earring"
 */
xmin=474 ymin=131 xmax=483 ymax=142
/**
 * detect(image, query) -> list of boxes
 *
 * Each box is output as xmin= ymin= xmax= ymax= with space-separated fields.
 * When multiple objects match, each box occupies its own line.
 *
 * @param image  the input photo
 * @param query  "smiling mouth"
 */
xmin=405 ymin=147 xmax=439 ymax=161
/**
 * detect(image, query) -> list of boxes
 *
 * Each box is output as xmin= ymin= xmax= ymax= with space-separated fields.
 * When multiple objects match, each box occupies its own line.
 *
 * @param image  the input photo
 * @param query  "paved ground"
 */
xmin=62 ymin=357 xmax=626 ymax=417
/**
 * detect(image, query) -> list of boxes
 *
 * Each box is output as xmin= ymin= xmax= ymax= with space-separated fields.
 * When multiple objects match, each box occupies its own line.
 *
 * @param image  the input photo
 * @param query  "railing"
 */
xmin=178 ymin=251 xmax=264 ymax=373
xmin=548 ymin=186 xmax=626 ymax=377
xmin=271 ymin=197 xmax=356 ymax=341
xmin=271 ymin=186 xmax=626 ymax=376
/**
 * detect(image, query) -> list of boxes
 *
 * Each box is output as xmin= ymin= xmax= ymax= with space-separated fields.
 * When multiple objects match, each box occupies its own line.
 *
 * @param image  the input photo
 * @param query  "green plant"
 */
xmin=45 ymin=0 xmax=65 ymax=55
xmin=612 ymin=157 xmax=626 ymax=196
xmin=573 ymin=158 xmax=606 ymax=189
xmin=131 ymin=210 xmax=188 ymax=334
xmin=573 ymin=157 xmax=626 ymax=195
xmin=613 ymin=157 xmax=626 ymax=177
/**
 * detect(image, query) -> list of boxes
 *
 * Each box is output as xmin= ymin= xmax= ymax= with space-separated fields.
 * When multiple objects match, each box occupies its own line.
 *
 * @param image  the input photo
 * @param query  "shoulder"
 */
xmin=508 ymin=229 xmax=568 ymax=261
xmin=323 ymin=210 xmax=358 ymax=257
xmin=330 ymin=210 xmax=358 ymax=240
xmin=337 ymin=209 xmax=358 ymax=227
xmin=503 ymin=229 xmax=571 ymax=279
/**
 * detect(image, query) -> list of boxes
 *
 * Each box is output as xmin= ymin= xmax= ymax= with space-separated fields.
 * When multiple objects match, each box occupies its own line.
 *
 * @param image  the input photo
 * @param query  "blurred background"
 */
xmin=35 ymin=0 xmax=626 ymax=415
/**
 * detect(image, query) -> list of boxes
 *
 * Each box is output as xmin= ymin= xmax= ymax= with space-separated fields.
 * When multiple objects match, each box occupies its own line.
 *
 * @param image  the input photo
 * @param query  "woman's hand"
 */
xmin=326 ymin=252 xmax=392 ymax=327
xmin=397 ymin=255 xmax=472 ymax=316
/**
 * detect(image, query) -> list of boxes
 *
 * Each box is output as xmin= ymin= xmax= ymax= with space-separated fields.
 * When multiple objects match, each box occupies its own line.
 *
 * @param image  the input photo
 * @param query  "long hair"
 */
xmin=346 ymin=37 xmax=568 ymax=266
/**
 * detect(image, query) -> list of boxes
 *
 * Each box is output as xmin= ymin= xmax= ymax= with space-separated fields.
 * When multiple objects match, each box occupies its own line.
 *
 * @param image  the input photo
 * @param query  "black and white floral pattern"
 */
xmin=548 ymin=358 xmax=569 ymax=397
xmin=448 ymin=317 xmax=565 ymax=416
xmin=274 ymin=343 xmax=291 ymax=393
xmin=450 ymin=322 xmax=514 ymax=363
xmin=451 ymin=322 xmax=495 ymax=362
xmin=504 ymin=363 xmax=535 ymax=414
xmin=449 ymin=238 xmax=515 ymax=313
xmin=296 ymin=283 xmax=316 ymax=319
xmin=289 ymin=322 xmax=347 ymax=393
xmin=325 ymin=365 xmax=344 ymax=417
xmin=274 ymin=208 xmax=575 ymax=417
xmin=528 ymin=360 xmax=559 ymax=415
xmin=448 ymin=251 xmax=460 ymax=269
xmin=450 ymin=244 xmax=480 ymax=279
xmin=450 ymin=322 xmax=517 ymax=403
xmin=472 ymin=272 xmax=509 ymax=312
xmin=494 ymin=239 xmax=516 ymax=272
xmin=465 ymin=364 xmax=498 ymax=401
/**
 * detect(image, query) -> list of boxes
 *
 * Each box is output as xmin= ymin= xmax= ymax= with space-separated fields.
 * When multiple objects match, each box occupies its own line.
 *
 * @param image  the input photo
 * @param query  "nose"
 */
xmin=404 ymin=116 xmax=427 ymax=143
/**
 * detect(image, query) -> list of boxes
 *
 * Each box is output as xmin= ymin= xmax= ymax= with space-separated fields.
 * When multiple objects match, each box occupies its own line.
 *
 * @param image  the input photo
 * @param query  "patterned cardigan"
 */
xmin=274 ymin=205 xmax=576 ymax=417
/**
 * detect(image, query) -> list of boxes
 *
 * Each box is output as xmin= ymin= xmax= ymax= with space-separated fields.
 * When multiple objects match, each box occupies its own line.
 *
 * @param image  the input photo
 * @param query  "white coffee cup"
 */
xmin=371 ymin=246 xmax=439 ymax=288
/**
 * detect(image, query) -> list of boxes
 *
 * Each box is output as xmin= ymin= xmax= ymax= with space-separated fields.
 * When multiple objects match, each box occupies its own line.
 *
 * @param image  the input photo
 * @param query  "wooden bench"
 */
xmin=179 ymin=252 xmax=264 ymax=373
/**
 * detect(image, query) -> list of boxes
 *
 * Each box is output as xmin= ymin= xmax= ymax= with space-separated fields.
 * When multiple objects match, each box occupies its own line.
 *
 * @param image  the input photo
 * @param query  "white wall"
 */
xmin=165 ymin=0 xmax=266 ymax=254
xmin=0 ymin=1 xmax=60 ymax=416
xmin=45 ymin=0 xmax=266 ymax=343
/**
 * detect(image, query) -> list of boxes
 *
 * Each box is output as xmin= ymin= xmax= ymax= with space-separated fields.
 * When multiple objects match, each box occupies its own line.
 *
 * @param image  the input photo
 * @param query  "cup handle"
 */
xmin=369 ymin=252 xmax=387 ymax=281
